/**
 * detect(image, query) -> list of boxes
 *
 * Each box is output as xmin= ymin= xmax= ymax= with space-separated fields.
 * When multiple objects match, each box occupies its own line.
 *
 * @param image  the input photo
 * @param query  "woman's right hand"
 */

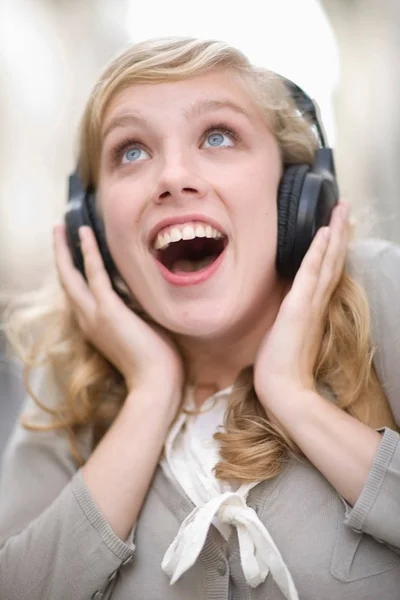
xmin=53 ymin=224 xmax=184 ymax=418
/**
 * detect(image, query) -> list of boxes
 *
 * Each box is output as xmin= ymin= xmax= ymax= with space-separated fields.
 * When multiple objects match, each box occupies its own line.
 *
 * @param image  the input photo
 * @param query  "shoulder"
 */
xmin=0 ymin=365 xmax=91 ymax=544
xmin=346 ymin=237 xmax=400 ymax=328
xmin=2 ymin=364 xmax=93 ymax=472
xmin=346 ymin=237 xmax=400 ymax=318
xmin=346 ymin=237 xmax=400 ymax=424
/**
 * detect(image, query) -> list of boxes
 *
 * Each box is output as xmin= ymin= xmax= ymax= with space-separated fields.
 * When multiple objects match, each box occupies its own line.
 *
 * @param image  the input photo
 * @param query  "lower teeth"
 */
xmin=172 ymin=256 xmax=215 ymax=273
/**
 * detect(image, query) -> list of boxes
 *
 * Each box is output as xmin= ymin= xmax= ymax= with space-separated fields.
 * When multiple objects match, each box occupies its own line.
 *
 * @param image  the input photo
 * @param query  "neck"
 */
xmin=177 ymin=285 xmax=285 ymax=406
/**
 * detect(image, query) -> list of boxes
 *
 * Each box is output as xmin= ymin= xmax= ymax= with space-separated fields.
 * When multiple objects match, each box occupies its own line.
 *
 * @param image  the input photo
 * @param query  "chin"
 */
xmin=153 ymin=297 xmax=249 ymax=342
xmin=169 ymin=319 xmax=229 ymax=340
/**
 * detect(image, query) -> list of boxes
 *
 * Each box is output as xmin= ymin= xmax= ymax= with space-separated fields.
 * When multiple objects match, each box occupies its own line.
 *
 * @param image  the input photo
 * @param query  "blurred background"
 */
xmin=1 ymin=0 xmax=399 ymax=458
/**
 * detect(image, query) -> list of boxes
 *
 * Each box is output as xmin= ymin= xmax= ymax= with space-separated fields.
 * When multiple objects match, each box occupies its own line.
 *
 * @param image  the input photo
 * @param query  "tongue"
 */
xmin=171 ymin=256 xmax=215 ymax=274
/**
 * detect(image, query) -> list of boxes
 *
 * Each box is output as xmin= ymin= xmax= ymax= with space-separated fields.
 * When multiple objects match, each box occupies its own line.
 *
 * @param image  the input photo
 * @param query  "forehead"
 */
xmin=101 ymin=70 xmax=265 ymax=133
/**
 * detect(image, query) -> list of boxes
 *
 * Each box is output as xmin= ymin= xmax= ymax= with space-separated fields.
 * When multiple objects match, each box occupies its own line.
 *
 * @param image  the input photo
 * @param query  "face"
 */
xmin=98 ymin=69 xmax=284 ymax=341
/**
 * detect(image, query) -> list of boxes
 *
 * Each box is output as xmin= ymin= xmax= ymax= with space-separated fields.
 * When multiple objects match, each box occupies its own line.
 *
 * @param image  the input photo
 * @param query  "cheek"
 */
xmin=232 ymin=162 xmax=280 ymax=234
xmin=229 ymin=160 xmax=281 ymax=274
xmin=99 ymin=178 xmax=142 ymax=233
xmin=97 ymin=182 xmax=145 ymax=271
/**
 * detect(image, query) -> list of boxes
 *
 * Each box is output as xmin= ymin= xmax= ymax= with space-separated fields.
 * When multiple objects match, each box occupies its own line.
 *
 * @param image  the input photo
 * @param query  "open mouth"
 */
xmin=155 ymin=236 xmax=228 ymax=273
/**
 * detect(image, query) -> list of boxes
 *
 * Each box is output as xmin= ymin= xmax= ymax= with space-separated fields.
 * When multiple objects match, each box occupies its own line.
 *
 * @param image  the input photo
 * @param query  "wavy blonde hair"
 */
xmin=4 ymin=37 xmax=397 ymax=481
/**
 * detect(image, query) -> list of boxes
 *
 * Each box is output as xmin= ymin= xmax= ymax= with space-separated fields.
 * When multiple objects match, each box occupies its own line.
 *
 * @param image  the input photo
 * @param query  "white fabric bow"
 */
xmin=162 ymin=491 xmax=299 ymax=600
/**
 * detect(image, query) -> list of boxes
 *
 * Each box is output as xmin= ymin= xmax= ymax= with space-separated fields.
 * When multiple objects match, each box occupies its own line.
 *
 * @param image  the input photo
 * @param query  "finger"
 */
xmin=313 ymin=202 xmax=349 ymax=307
xmin=79 ymin=226 xmax=115 ymax=303
xmin=326 ymin=202 xmax=350 ymax=276
xmin=53 ymin=224 xmax=95 ymax=314
xmin=285 ymin=225 xmax=331 ymax=309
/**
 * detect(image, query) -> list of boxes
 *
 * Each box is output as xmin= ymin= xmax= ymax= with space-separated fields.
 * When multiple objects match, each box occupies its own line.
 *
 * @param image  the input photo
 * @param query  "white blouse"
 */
xmin=160 ymin=385 xmax=299 ymax=600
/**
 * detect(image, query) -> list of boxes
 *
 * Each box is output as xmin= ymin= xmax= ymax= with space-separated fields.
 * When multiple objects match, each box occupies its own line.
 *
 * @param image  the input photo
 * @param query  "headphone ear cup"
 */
xmin=64 ymin=193 xmax=91 ymax=278
xmin=64 ymin=189 xmax=118 ymax=282
xmin=85 ymin=192 xmax=119 ymax=282
xmin=277 ymin=164 xmax=309 ymax=278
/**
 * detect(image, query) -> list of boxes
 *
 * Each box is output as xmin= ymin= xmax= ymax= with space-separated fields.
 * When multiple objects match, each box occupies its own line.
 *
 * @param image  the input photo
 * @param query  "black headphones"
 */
xmin=65 ymin=76 xmax=339 ymax=288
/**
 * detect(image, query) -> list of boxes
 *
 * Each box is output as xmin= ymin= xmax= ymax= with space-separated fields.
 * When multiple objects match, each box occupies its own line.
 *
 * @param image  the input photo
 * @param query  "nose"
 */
xmin=153 ymin=153 xmax=209 ymax=205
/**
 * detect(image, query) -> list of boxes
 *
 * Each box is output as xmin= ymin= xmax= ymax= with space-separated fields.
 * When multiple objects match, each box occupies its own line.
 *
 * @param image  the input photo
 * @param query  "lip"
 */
xmin=154 ymin=244 xmax=227 ymax=287
xmin=148 ymin=213 xmax=227 ymax=248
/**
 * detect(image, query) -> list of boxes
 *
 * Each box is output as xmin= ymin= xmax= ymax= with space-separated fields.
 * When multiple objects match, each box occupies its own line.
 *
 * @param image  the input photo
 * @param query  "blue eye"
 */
xmin=122 ymin=146 xmax=149 ymax=163
xmin=203 ymin=131 xmax=234 ymax=148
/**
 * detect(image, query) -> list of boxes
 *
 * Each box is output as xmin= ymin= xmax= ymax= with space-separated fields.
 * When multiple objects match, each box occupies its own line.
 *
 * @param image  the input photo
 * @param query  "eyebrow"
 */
xmin=183 ymin=98 xmax=251 ymax=121
xmin=102 ymin=113 xmax=151 ymax=141
xmin=102 ymin=98 xmax=252 ymax=141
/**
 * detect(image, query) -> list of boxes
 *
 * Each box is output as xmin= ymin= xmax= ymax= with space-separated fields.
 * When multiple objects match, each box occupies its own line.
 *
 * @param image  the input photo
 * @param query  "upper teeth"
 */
xmin=153 ymin=221 xmax=224 ymax=251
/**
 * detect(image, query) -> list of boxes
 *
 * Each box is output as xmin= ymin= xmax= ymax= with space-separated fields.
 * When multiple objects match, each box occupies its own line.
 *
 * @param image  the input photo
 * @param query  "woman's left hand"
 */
xmin=254 ymin=202 xmax=350 ymax=413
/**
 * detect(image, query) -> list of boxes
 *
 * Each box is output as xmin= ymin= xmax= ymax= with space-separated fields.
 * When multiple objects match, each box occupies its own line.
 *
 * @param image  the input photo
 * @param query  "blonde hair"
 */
xmin=4 ymin=37 xmax=397 ymax=480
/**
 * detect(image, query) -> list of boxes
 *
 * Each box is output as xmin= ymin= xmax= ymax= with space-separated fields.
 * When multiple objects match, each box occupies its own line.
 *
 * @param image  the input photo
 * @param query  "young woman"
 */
xmin=0 ymin=37 xmax=399 ymax=600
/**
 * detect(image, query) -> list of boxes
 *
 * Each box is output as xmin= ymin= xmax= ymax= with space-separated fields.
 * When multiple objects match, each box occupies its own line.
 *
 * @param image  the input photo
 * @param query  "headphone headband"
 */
xmin=280 ymin=77 xmax=327 ymax=149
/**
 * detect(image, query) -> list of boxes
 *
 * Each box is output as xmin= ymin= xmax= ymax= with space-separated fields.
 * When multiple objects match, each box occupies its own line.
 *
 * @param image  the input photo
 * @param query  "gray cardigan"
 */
xmin=0 ymin=238 xmax=399 ymax=600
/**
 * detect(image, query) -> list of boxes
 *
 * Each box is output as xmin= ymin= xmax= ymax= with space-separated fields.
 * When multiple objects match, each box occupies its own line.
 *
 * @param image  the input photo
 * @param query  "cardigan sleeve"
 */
xmin=343 ymin=427 xmax=400 ymax=550
xmin=0 ymin=367 xmax=135 ymax=600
